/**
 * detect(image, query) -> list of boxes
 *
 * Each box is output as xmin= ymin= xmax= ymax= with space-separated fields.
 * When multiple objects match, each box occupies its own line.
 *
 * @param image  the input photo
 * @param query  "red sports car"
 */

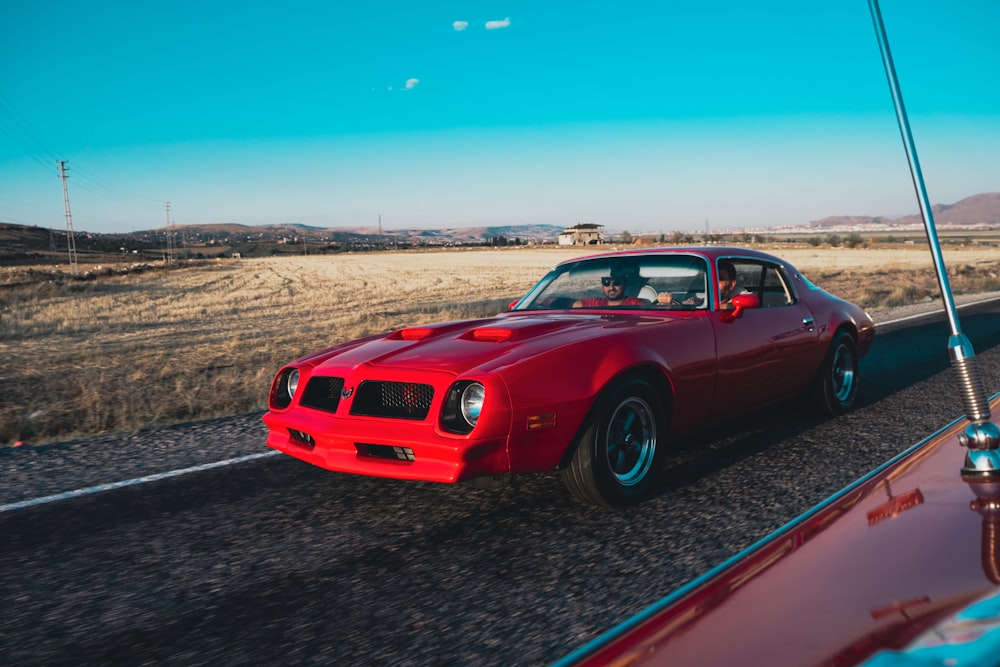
xmin=263 ymin=247 xmax=875 ymax=509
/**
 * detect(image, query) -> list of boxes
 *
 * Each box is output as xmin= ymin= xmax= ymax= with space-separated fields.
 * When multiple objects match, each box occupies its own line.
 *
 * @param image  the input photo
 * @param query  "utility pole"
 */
xmin=164 ymin=201 xmax=174 ymax=264
xmin=57 ymin=160 xmax=79 ymax=275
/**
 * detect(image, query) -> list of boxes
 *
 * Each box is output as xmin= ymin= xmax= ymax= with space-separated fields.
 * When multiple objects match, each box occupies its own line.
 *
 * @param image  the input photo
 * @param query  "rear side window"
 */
xmin=721 ymin=259 xmax=797 ymax=308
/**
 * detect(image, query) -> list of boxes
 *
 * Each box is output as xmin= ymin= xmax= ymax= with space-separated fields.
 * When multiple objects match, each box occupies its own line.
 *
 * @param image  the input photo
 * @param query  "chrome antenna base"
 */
xmin=961 ymin=422 xmax=1000 ymax=477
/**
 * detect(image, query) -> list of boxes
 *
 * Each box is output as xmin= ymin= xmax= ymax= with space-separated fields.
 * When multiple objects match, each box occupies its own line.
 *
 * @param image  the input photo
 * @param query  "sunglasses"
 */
xmin=601 ymin=277 xmax=624 ymax=287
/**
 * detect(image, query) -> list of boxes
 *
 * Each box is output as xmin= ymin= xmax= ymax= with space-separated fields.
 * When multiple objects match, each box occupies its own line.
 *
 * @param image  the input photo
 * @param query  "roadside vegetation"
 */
xmin=2 ymin=245 xmax=1000 ymax=447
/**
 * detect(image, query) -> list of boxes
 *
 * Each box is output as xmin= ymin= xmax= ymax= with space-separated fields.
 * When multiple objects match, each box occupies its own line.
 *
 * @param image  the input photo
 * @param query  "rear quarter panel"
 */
xmin=794 ymin=275 xmax=876 ymax=357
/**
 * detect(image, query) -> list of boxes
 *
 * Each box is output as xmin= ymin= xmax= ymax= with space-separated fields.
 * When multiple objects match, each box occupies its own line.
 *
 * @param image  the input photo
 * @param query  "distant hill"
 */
xmin=0 ymin=220 xmax=568 ymax=264
xmin=334 ymin=224 xmax=564 ymax=243
xmin=810 ymin=193 xmax=1000 ymax=228
xmin=139 ymin=222 xmax=565 ymax=244
xmin=0 ymin=222 xmax=54 ymax=251
xmin=5 ymin=192 xmax=1000 ymax=261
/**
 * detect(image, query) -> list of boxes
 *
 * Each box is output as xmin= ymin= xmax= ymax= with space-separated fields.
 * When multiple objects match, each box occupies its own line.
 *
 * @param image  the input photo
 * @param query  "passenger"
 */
xmin=574 ymin=272 xmax=647 ymax=307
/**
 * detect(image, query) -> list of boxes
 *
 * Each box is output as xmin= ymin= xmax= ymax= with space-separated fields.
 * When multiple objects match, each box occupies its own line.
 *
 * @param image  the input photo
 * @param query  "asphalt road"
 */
xmin=2 ymin=299 xmax=1000 ymax=666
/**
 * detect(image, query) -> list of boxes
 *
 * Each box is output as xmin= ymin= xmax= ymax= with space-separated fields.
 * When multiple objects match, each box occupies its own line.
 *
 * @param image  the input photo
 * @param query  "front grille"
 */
xmin=350 ymin=381 xmax=434 ymax=420
xmin=300 ymin=376 xmax=346 ymax=413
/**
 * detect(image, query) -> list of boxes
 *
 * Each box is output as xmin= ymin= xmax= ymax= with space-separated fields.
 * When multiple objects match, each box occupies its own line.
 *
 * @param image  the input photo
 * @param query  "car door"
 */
xmin=712 ymin=260 xmax=820 ymax=413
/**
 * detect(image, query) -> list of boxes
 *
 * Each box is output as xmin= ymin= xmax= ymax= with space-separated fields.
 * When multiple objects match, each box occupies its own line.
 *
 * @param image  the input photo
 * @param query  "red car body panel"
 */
xmin=558 ymin=395 xmax=1000 ymax=666
xmin=263 ymin=247 xmax=875 ymax=485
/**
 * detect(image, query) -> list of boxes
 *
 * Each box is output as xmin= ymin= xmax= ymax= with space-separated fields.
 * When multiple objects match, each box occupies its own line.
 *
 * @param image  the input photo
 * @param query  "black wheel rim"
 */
xmin=604 ymin=396 xmax=656 ymax=486
xmin=831 ymin=342 xmax=856 ymax=404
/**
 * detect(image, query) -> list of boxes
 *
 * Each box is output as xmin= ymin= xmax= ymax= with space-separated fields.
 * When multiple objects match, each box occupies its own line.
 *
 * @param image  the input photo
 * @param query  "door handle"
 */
xmin=803 ymin=317 xmax=815 ymax=330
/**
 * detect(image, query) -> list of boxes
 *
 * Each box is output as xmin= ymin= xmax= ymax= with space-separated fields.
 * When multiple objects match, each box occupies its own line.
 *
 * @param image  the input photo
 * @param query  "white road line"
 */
xmin=875 ymin=294 xmax=1000 ymax=328
xmin=0 ymin=450 xmax=280 ymax=514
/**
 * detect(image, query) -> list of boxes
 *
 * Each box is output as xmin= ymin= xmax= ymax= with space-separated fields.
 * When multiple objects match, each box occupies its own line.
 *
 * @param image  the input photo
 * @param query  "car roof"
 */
xmin=555 ymin=246 xmax=789 ymax=269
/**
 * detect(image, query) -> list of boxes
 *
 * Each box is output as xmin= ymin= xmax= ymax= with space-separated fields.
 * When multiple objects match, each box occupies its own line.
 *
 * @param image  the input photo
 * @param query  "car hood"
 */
xmin=306 ymin=312 xmax=675 ymax=376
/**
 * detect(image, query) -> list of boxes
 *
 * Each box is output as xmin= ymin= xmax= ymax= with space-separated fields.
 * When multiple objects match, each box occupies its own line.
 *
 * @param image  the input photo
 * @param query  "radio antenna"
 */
xmin=868 ymin=0 xmax=999 ymax=472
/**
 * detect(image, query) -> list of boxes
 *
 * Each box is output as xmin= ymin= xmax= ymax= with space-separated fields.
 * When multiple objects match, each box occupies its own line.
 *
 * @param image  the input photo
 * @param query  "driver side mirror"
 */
xmin=722 ymin=293 xmax=760 ymax=321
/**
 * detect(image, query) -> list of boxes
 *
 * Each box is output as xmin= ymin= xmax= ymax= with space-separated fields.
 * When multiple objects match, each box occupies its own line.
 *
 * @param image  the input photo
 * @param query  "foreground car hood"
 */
xmin=306 ymin=312 xmax=676 ymax=376
xmin=555 ymin=394 xmax=1000 ymax=667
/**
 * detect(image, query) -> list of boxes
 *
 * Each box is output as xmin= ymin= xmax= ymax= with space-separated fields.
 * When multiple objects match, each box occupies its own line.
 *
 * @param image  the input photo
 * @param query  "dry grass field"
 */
xmin=3 ymin=243 xmax=1000 ymax=447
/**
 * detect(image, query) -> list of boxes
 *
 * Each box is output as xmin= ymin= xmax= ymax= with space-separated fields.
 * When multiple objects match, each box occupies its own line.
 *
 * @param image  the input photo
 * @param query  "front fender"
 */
xmin=498 ymin=317 xmax=716 ymax=472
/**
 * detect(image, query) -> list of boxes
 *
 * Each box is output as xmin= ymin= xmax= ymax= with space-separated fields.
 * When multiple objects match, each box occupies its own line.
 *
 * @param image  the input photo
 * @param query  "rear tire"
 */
xmin=561 ymin=378 xmax=666 ymax=510
xmin=812 ymin=331 xmax=858 ymax=416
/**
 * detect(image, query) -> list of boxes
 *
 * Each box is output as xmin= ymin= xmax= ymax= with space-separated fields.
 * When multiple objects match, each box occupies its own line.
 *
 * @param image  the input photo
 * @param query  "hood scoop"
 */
xmin=463 ymin=327 xmax=514 ymax=343
xmin=387 ymin=327 xmax=436 ymax=341
xmin=459 ymin=316 xmax=596 ymax=343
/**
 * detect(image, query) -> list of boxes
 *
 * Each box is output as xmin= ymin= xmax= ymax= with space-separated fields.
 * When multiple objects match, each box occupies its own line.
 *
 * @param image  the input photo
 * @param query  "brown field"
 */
xmin=3 ymin=243 xmax=1000 ymax=447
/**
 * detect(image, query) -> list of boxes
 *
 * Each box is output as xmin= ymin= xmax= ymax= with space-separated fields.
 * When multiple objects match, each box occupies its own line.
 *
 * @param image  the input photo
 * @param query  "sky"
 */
xmin=1 ymin=1 xmax=998 ymax=235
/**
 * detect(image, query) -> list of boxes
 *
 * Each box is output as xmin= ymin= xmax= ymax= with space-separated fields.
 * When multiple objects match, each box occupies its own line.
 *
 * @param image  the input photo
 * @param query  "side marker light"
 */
xmin=527 ymin=413 xmax=557 ymax=430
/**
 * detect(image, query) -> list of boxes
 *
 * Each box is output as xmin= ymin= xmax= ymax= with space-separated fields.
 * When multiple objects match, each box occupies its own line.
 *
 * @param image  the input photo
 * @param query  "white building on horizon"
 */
xmin=558 ymin=223 xmax=604 ymax=246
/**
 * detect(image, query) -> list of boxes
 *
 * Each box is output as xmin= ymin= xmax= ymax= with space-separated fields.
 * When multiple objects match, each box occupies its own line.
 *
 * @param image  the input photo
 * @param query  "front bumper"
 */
xmin=263 ymin=408 xmax=511 ymax=483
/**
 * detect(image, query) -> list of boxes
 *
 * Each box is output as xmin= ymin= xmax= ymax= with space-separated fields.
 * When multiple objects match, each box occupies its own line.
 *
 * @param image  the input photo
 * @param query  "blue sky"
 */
xmin=1 ymin=1 xmax=998 ymax=234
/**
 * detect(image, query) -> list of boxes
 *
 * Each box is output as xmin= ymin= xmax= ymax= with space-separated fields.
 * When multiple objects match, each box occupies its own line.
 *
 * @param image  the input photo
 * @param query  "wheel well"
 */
xmin=826 ymin=324 xmax=859 ymax=365
xmin=557 ymin=365 xmax=673 ymax=470
xmin=809 ymin=324 xmax=856 ymax=381
xmin=833 ymin=322 xmax=858 ymax=343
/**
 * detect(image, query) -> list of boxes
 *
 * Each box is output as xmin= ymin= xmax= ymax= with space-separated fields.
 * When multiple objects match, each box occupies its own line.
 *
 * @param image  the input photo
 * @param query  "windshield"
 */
xmin=514 ymin=254 xmax=709 ymax=311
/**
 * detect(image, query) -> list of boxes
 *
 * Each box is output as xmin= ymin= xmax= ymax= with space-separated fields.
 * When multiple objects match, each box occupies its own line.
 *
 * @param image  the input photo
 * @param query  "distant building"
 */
xmin=558 ymin=223 xmax=604 ymax=246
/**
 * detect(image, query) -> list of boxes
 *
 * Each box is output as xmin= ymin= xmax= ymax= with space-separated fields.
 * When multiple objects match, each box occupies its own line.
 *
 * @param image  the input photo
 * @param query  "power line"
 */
xmin=70 ymin=162 xmax=163 ymax=208
xmin=0 ymin=94 xmax=163 ymax=219
xmin=0 ymin=94 xmax=63 ymax=172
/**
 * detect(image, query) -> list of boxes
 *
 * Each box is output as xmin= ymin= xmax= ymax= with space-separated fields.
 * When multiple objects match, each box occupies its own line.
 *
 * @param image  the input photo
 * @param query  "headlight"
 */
xmin=460 ymin=382 xmax=485 ymax=426
xmin=270 ymin=367 xmax=301 ymax=410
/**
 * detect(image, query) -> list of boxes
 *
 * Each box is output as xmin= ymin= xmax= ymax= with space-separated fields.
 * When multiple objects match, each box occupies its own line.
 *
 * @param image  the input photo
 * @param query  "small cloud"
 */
xmin=485 ymin=17 xmax=511 ymax=30
xmin=404 ymin=78 xmax=420 ymax=90
xmin=452 ymin=20 xmax=469 ymax=31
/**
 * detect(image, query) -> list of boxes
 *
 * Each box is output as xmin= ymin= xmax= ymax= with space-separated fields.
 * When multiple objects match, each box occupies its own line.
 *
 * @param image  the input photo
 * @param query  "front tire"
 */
xmin=561 ymin=378 xmax=666 ymax=510
xmin=812 ymin=331 xmax=858 ymax=416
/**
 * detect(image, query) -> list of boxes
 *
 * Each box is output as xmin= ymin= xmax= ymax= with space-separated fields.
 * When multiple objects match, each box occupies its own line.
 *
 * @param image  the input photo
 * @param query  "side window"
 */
xmin=760 ymin=265 xmax=795 ymax=307
xmin=719 ymin=259 xmax=797 ymax=308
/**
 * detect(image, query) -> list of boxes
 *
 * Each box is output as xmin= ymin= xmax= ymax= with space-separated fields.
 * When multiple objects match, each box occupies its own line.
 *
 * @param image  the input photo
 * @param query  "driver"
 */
xmin=574 ymin=270 xmax=647 ymax=307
